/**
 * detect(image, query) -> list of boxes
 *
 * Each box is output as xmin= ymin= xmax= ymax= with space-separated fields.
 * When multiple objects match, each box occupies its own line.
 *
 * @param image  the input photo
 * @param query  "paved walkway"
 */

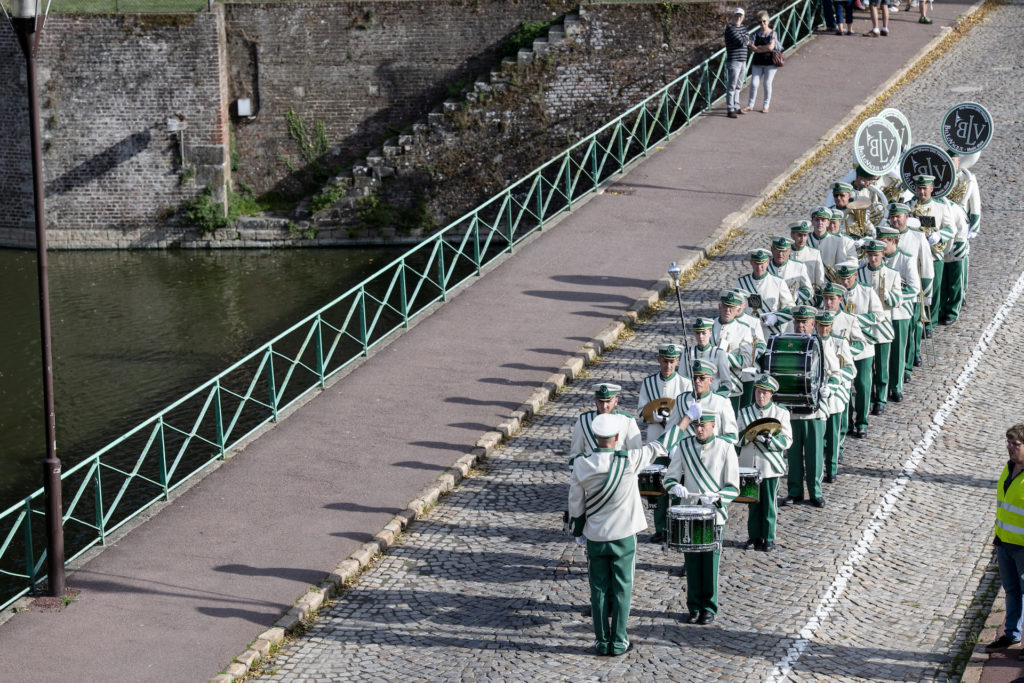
xmin=0 ymin=1 xmax=1010 ymax=681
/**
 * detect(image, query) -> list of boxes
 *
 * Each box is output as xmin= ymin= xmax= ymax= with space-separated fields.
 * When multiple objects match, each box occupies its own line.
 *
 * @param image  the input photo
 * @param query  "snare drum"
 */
xmin=735 ymin=467 xmax=762 ymax=503
xmin=637 ymin=464 xmax=666 ymax=509
xmin=665 ymin=505 xmax=721 ymax=553
xmin=762 ymin=333 xmax=823 ymax=414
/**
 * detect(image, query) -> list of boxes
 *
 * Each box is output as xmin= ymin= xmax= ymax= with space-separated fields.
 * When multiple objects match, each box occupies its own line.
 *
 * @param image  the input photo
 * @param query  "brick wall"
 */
xmin=0 ymin=11 xmax=228 ymax=247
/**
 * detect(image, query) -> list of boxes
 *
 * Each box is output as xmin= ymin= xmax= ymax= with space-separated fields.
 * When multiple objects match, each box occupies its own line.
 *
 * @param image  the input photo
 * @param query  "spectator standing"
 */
xmin=864 ymin=0 xmax=891 ymax=36
xmin=834 ymin=0 xmax=853 ymax=34
xmin=723 ymin=8 xmax=752 ymax=119
xmin=986 ymin=425 xmax=1024 ymax=654
xmin=744 ymin=12 xmax=779 ymax=114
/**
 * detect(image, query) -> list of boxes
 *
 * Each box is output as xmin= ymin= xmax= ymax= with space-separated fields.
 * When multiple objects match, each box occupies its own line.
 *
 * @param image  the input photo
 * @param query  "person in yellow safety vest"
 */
xmin=988 ymin=424 xmax=1024 ymax=654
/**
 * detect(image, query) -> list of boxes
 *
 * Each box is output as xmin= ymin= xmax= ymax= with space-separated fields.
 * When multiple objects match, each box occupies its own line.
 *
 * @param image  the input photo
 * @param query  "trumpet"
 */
xmin=845 ymin=200 xmax=872 ymax=239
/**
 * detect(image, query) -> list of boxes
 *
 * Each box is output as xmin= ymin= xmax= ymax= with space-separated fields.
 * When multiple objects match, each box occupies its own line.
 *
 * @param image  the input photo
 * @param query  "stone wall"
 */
xmin=0 ymin=11 xmax=230 ymax=248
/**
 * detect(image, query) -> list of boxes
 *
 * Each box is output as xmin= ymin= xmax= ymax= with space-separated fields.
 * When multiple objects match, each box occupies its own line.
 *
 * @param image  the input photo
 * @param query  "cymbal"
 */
xmin=742 ymin=416 xmax=782 ymax=443
xmin=641 ymin=397 xmax=675 ymax=422
xmin=846 ymin=199 xmax=871 ymax=210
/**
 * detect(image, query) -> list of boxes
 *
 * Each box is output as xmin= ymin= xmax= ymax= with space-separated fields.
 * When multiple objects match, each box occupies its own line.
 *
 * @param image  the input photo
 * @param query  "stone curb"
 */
xmin=208 ymin=5 xmax=989 ymax=678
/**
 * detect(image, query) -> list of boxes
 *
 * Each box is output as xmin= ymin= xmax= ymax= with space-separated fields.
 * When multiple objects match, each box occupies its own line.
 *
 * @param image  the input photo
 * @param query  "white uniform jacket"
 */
xmin=790 ymin=244 xmax=826 ymax=290
xmin=857 ymin=263 xmax=902 ymax=344
xmin=770 ymin=258 xmax=814 ymax=304
xmin=569 ymin=410 xmax=642 ymax=457
xmin=687 ymin=344 xmax=731 ymax=396
xmin=843 ymin=281 xmax=884 ymax=353
xmin=637 ymin=372 xmax=692 ymax=442
xmin=737 ymin=271 xmax=796 ymax=337
xmin=818 ymin=333 xmax=855 ymax=414
xmin=830 ymin=309 xmax=871 ymax=362
xmin=951 ymin=168 xmax=981 ymax=235
xmin=909 ymin=198 xmax=957 ymax=263
xmin=883 ymin=249 xmax=922 ymax=322
xmin=898 ymin=228 xmax=935 ymax=300
xmin=568 ymin=441 xmax=668 ymax=542
xmin=736 ymin=401 xmax=793 ymax=479
xmin=663 ymin=436 xmax=739 ymax=525
xmin=665 ymin=390 xmax=739 ymax=447
xmin=811 ymin=231 xmax=857 ymax=273
xmin=712 ymin=318 xmax=755 ymax=398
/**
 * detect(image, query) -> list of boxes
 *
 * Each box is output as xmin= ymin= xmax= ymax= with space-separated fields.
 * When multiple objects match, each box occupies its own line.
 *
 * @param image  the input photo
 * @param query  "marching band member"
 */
xmin=834 ymin=261 xmax=883 ymax=438
xmin=769 ymin=235 xmax=814 ymax=304
xmin=712 ymin=290 xmax=756 ymax=412
xmin=666 ymin=359 xmax=739 ymax=447
xmin=663 ymin=410 xmax=739 ymax=624
xmin=814 ymin=310 xmax=855 ymax=484
xmin=637 ymin=343 xmax=692 ymax=544
xmin=737 ymin=374 xmax=792 ymax=552
xmin=729 ymin=288 xmax=767 ymax=406
xmin=831 ymin=181 xmax=877 ymax=239
xmin=878 ymin=226 xmax=921 ymax=403
xmin=937 ymin=153 xmax=974 ymax=326
xmin=738 ymin=248 xmax=796 ymax=338
xmin=688 ymin=317 xmax=732 ymax=396
xmin=858 ymin=241 xmax=902 ymax=417
xmin=788 ymin=220 xmax=826 ymax=295
xmin=819 ymin=282 xmax=867 ymax=450
xmin=569 ymin=383 xmax=642 ymax=457
xmin=780 ymin=306 xmax=830 ymax=508
xmin=810 ymin=205 xmax=856 ymax=276
xmin=568 ymin=414 xmax=669 ymax=655
xmin=893 ymin=201 xmax=934 ymax=376
xmin=826 ymin=165 xmax=883 ymax=212
xmin=907 ymin=174 xmax=957 ymax=337
xmin=829 ymin=207 xmax=859 ymax=251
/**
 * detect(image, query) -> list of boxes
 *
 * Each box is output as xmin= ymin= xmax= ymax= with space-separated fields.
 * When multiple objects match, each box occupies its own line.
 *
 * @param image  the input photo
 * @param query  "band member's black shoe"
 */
xmin=924 ymin=328 xmax=932 ymax=339
xmin=855 ymin=427 xmax=867 ymax=438
xmin=810 ymin=497 xmax=826 ymax=508
xmin=609 ymin=642 xmax=634 ymax=656
xmin=743 ymin=538 xmax=762 ymax=550
xmin=760 ymin=541 xmax=776 ymax=552
xmin=583 ymin=605 xmax=592 ymax=617
xmin=871 ymin=404 xmax=884 ymax=416
xmin=889 ymin=392 xmax=903 ymax=403
xmin=684 ymin=611 xmax=701 ymax=624
xmin=904 ymin=373 xmax=911 ymax=383
xmin=823 ymin=474 xmax=834 ymax=484
xmin=940 ymin=318 xmax=953 ymax=325
xmin=779 ymin=496 xmax=802 ymax=506
xmin=649 ymin=531 xmax=666 ymax=544
xmin=913 ymin=357 xmax=922 ymax=367
xmin=697 ymin=611 xmax=716 ymax=625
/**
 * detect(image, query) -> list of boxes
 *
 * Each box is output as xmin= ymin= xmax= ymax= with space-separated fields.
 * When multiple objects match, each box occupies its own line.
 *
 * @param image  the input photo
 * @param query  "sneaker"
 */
xmin=881 ymin=27 xmax=889 ymax=35
xmin=864 ymin=28 xmax=880 ymax=36
xmin=919 ymin=15 xmax=932 ymax=23
xmin=985 ymin=635 xmax=1020 ymax=652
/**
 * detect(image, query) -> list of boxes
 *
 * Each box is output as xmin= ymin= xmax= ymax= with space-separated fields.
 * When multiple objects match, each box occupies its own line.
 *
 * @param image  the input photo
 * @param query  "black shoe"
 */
xmin=650 ymin=531 xmax=666 ymax=544
xmin=583 ymin=605 xmax=592 ymax=617
xmin=760 ymin=541 xmax=776 ymax=552
xmin=697 ymin=611 xmax=716 ymax=625
xmin=743 ymin=538 xmax=760 ymax=550
xmin=823 ymin=474 xmax=834 ymax=484
xmin=609 ymin=642 xmax=634 ymax=656
xmin=924 ymin=328 xmax=932 ymax=339
xmin=684 ymin=611 xmax=700 ymax=624
xmin=913 ymin=357 xmax=922 ymax=367
xmin=985 ymin=635 xmax=1020 ymax=652
xmin=904 ymin=373 xmax=911 ymax=383
xmin=889 ymin=392 xmax=903 ymax=403
xmin=855 ymin=427 xmax=867 ymax=438
xmin=811 ymin=497 xmax=826 ymax=508
xmin=870 ymin=404 xmax=881 ymax=416
xmin=779 ymin=496 xmax=802 ymax=507
xmin=940 ymin=318 xmax=952 ymax=326
xmin=727 ymin=110 xmax=738 ymax=119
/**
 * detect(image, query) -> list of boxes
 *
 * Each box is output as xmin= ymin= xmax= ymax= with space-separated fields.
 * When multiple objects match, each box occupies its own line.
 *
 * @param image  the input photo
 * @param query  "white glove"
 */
xmin=853 ymin=239 xmax=866 ymax=249
xmin=701 ymin=493 xmax=721 ymax=505
xmin=669 ymin=484 xmax=688 ymax=498
xmin=740 ymin=366 xmax=758 ymax=382
xmin=927 ymin=231 xmax=941 ymax=246
xmin=819 ymin=385 xmax=832 ymax=399
xmin=685 ymin=402 xmax=702 ymax=421
xmin=651 ymin=408 xmax=669 ymax=424
xmin=924 ymin=296 xmax=932 ymax=306
xmin=968 ymin=229 xmax=979 ymax=239
xmin=756 ymin=432 xmax=772 ymax=445
xmin=574 ymin=536 xmax=586 ymax=547
xmin=762 ymin=312 xmax=778 ymax=326
xmin=907 ymin=216 xmax=921 ymax=229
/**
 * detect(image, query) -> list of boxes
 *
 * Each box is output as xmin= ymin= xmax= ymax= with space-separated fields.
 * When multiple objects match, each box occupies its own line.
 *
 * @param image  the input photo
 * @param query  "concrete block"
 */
xmin=207 ymin=675 xmax=233 ymax=683
xmin=236 ymin=649 xmax=260 ymax=668
xmin=225 ymin=662 xmax=247 ymax=678
xmin=250 ymin=639 xmax=272 ymax=656
xmin=256 ymin=627 xmax=286 ymax=645
xmin=299 ymin=589 xmax=324 ymax=612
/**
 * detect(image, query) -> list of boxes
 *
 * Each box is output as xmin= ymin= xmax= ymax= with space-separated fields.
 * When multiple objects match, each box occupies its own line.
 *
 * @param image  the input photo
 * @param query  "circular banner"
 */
xmin=900 ymin=144 xmax=955 ymax=198
xmin=854 ymin=117 xmax=902 ymax=177
xmin=941 ymin=101 xmax=993 ymax=155
xmin=878 ymin=107 xmax=912 ymax=152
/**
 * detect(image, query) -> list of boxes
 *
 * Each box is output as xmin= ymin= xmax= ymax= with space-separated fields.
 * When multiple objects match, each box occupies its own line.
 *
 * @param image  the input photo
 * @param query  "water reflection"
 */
xmin=0 ymin=247 xmax=402 ymax=510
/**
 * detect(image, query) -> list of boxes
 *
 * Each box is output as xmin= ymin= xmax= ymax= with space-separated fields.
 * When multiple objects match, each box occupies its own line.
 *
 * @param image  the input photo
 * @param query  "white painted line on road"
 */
xmin=766 ymin=267 xmax=1024 ymax=681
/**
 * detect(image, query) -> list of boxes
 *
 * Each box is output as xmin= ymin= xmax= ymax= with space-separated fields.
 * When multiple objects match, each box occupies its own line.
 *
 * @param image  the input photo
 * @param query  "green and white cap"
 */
xmin=749 ymin=247 xmax=771 ymax=262
xmin=697 ymin=410 xmax=718 ymax=423
xmin=811 ymin=206 xmax=832 ymax=219
xmin=815 ymin=310 xmax=836 ymax=324
xmin=876 ymin=225 xmax=900 ymax=238
xmin=888 ymin=201 xmax=911 ymax=215
xmin=832 ymin=181 xmax=854 ymax=194
xmin=912 ymin=174 xmax=935 ymax=186
xmin=591 ymin=413 xmax=621 ymax=438
xmin=835 ymin=260 xmax=859 ymax=277
xmin=862 ymin=239 xmax=886 ymax=252
xmin=792 ymin=304 xmax=817 ymax=320
xmin=753 ymin=373 xmax=779 ymax=392
xmin=772 ymin=235 xmax=794 ymax=249
xmin=691 ymin=359 xmax=717 ymax=376
xmin=822 ymin=282 xmax=846 ymax=297
xmin=658 ymin=343 xmax=682 ymax=358
xmin=720 ymin=290 xmax=744 ymax=307
xmin=693 ymin=316 xmax=715 ymax=330
xmin=829 ymin=207 xmax=844 ymax=220
xmin=788 ymin=219 xmax=811 ymax=233
xmin=594 ymin=383 xmax=621 ymax=400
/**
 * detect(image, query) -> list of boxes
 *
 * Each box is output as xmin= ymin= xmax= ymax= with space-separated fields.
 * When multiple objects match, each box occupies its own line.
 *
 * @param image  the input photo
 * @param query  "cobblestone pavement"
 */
xmin=261 ymin=4 xmax=1024 ymax=681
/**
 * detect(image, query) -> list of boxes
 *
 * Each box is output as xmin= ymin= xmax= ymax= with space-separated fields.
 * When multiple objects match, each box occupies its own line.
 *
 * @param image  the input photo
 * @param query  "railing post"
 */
xmin=590 ymin=142 xmax=598 ymax=192
xmin=505 ymin=197 xmax=514 ymax=252
xmin=399 ymin=260 xmax=409 ymax=327
xmin=158 ymin=417 xmax=169 ymax=500
xmin=315 ymin=316 xmax=325 ymax=388
xmin=563 ymin=157 xmax=572 ymax=211
xmin=662 ymin=90 xmax=670 ymax=137
xmin=437 ymin=245 xmax=447 ymax=301
xmin=642 ymin=109 xmax=650 ymax=154
xmin=214 ymin=380 xmax=226 ymax=459
xmin=616 ymin=123 xmax=624 ymax=173
xmin=535 ymin=178 xmax=544 ymax=228
xmin=472 ymin=216 xmax=481 ymax=274
xmin=703 ymin=63 xmax=711 ymax=109
xmin=23 ymin=500 xmax=35 ymax=589
xmin=94 ymin=464 xmax=105 ymax=545
xmin=359 ymin=289 xmax=368 ymax=355
xmin=266 ymin=346 xmax=279 ymax=421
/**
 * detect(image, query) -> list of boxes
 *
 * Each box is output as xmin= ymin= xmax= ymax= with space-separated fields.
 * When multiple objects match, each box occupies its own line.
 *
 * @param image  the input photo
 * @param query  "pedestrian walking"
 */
xmin=724 ymin=7 xmax=752 ymax=119
xmin=986 ymin=424 xmax=1024 ymax=654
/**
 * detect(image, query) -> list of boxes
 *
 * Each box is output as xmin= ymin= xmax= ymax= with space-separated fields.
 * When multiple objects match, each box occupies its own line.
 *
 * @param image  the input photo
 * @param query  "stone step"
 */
xmin=517 ymin=48 xmax=533 ymax=65
xmin=382 ymin=142 xmax=401 ymax=158
xmin=411 ymin=122 xmax=429 ymax=136
xmin=548 ymin=26 xmax=565 ymax=45
xmin=564 ymin=14 xmax=581 ymax=36
xmin=354 ymin=175 xmax=378 ymax=189
xmin=500 ymin=57 xmax=518 ymax=72
xmin=427 ymin=110 xmax=445 ymax=126
xmin=365 ymin=150 xmax=384 ymax=168
xmin=532 ymin=37 xmax=549 ymax=55
xmin=397 ymin=134 xmax=416 ymax=147
xmin=442 ymin=98 xmax=461 ymax=112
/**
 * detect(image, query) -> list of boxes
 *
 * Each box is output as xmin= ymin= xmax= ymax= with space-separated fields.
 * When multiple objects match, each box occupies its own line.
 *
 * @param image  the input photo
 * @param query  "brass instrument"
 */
xmin=844 ymin=200 xmax=872 ymax=239
xmin=824 ymin=263 xmax=839 ymax=284
xmin=880 ymin=175 xmax=905 ymax=204
xmin=947 ymin=174 xmax=970 ymax=206
xmin=867 ymin=184 xmax=889 ymax=226
xmin=913 ymin=203 xmax=948 ymax=260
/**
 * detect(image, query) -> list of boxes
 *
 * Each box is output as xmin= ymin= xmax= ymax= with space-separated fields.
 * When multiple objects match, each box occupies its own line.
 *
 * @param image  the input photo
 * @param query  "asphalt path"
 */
xmin=0 ymin=4 xmax=976 ymax=681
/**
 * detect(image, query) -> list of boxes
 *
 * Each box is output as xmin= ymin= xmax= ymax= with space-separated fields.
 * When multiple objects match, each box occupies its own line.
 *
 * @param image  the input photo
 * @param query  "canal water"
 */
xmin=0 ymin=247 xmax=405 ymax=513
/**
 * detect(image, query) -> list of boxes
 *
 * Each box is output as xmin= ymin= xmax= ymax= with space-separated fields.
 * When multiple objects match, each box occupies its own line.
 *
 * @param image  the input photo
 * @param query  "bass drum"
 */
xmin=761 ymin=333 xmax=823 ymax=414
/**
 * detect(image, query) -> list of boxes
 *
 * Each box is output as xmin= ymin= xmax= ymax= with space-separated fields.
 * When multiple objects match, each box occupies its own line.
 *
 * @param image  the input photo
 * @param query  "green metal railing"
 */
xmin=0 ymin=0 xmax=819 ymax=609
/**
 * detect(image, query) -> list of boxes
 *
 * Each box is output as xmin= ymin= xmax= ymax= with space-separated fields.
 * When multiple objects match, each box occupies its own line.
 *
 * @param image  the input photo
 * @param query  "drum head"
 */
xmin=640 ymin=464 xmax=666 ymax=474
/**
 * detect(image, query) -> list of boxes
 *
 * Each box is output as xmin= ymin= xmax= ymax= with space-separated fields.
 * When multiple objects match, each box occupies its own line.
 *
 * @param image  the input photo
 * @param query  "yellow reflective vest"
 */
xmin=995 ymin=465 xmax=1024 ymax=546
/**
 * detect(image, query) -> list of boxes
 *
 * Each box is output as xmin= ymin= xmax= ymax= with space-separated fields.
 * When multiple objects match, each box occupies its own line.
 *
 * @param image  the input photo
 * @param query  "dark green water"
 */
xmin=0 ymin=247 xmax=403 ymax=512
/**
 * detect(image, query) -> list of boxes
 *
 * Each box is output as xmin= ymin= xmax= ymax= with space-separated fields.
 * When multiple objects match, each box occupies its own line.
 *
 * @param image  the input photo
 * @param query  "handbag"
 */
xmin=771 ymin=50 xmax=785 ymax=67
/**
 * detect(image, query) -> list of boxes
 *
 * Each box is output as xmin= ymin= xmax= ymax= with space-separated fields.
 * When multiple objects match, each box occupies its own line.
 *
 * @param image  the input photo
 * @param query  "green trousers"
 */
xmin=587 ymin=535 xmax=636 ymax=655
xmin=747 ymin=477 xmax=780 ymax=543
xmin=851 ymin=357 xmax=873 ymax=430
xmin=787 ymin=417 xmax=824 ymax=499
xmin=940 ymin=259 xmax=966 ymax=322
xmin=871 ymin=341 xmax=891 ymax=408
xmin=888 ymin=318 xmax=910 ymax=396
xmin=652 ymin=456 xmax=672 ymax=533
xmin=684 ymin=544 xmax=721 ymax=615
xmin=927 ymin=259 xmax=945 ymax=332
xmin=823 ymin=411 xmax=843 ymax=478
xmin=905 ymin=301 xmax=923 ymax=375
xmin=839 ymin=401 xmax=850 ymax=450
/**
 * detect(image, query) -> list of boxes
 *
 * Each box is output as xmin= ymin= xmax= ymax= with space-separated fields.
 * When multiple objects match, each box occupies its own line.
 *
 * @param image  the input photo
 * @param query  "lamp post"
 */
xmin=9 ymin=0 xmax=64 ymax=597
xmin=668 ymin=261 xmax=691 ymax=375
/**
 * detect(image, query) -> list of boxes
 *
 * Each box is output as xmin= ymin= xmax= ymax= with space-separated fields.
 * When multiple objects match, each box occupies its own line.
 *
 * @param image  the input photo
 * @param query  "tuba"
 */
xmin=947 ymin=174 xmax=970 ymax=206
xmin=844 ymin=200 xmax=872 ymax=239
xmin=867 ymin=184 xmax=889 ymax=226
xmin=880 ymin=175 xmax=905 ymax=204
